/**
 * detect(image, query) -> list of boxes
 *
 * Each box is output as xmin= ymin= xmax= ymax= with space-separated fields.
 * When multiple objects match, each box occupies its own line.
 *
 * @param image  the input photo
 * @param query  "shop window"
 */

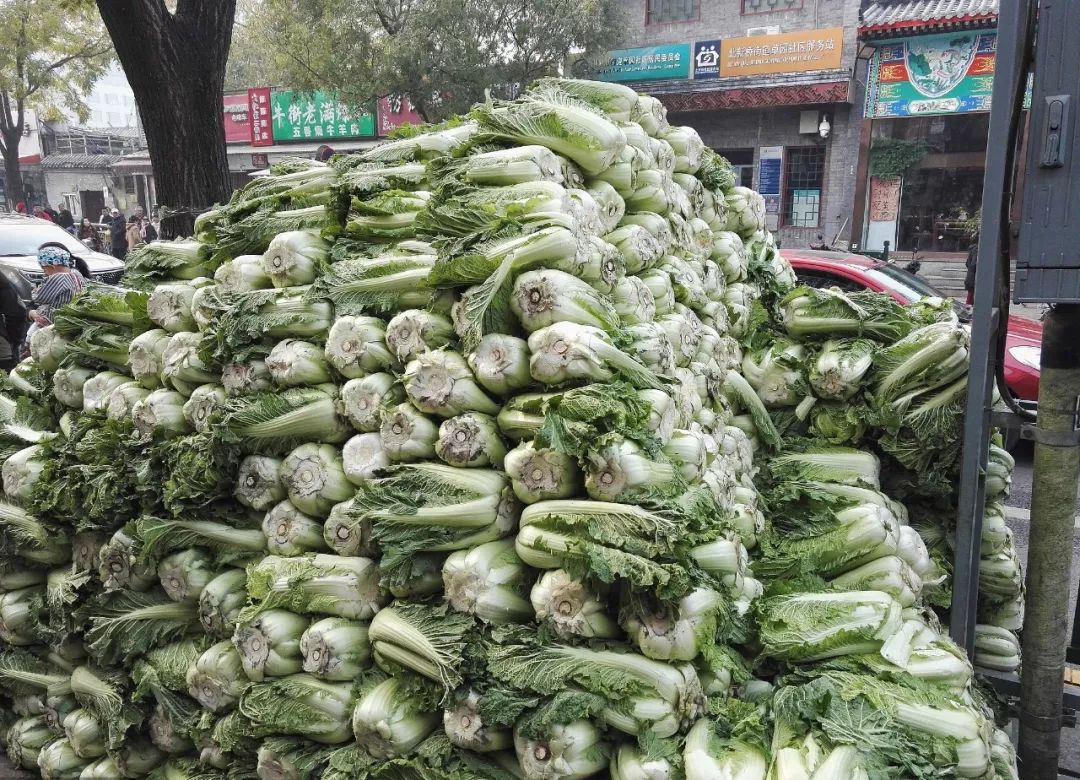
xmin=783 ymin=146 xmax=825 ymax=228
xmin=716 ymin=148 xmax=755 ymax=189
xmin=742 ymin=0 xmax=802 ymax=14
xmin=647 ymin=0 xmax=699 ymax=24
xmin=124 ymin=176 xmax=136 ymax=194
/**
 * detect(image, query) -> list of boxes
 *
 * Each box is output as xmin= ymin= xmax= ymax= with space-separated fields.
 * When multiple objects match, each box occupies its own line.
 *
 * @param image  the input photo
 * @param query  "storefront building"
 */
xmin=853 ymin=0 xmax=1000 ymax=260
xmin=604 ymin=0 xmax=864 ymax=248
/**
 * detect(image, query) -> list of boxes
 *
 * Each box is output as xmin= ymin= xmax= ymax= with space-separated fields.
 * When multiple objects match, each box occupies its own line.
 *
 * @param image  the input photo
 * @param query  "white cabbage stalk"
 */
xmin=340 ymin=372 xmax=401 ymax=432
xmin=52 ymin=366 xmax=97 ymax=408
xmin=214 ymin=254 xmax=272 ymax=293
xmin=222 ymin=359 xmax=273 ymax=396
xmin=99 ymin=529 xmax=156 ymax=592
xmin=388 ymin=553 xmax=445 ymax=600
xmin=621 ymin=588 xmax=725 ymax=661
xmin=633 ymin=93 xmax=668 ymax=134
xmin=343 ymin=433 xmax=390 ymax=484
xmin=757 ymin=590 xmax=904 ymax=663
xmin=300 ymin=617 xmax=371 ymax=681
xmin=132 ymin=389 xmax=191 ymax=436
xmin=125 ymin=329 xmax=169 ymax=390
xmin=658 ymin=309 xmax=705 ymax=369
xmin=380 ymin=402 xmax=439 ymax=462
xmin=246 ymin=554 xmax=386 ymax=620
xmin=105 ymin=382 xmax=150 ymax=421
xmin=514 ymin=719 xmax=609 ymax=780
xmin=684 ymin=719 xmax=767 ymax=780
xmin=662 ymin=125 xmax=704 ymax=173
xmin=584 ymin=436 xmax=677 ymax=501
xmin=436 ymin=412 xmax=507 ymax=468
xmin=637 ymin=268 xmax=676 ymax=316
xmin=36 ymin=739 xmax=87 ymax=780
xmin=267 ymin=339 xmax=333 ymax=387
xmin=467 ymin=334 xmax=533 ymax=397
xmin=323 ymin=499 xmax=375 ymax=558
xmin=235 ymin=455 xmax=286 ymax=511
xmin=80 ymin=757 xmax=122 ymax=780
xmin=262 ymin=499 xmax=329 ymax=555
xmin=530 ymin=569 xmax=619 ymax=639
xmin=187 ymin=640 xmax=247 ymax=711
xmin=741 ymin=340 xmax=806 ymax=408
xmin=234 ymin=608 xmax=308 ymax=681
xmin=511 ymin=268 xmax=620 ymax=334
xmin=147 ymin=283 xmax=197 ymax=332
xmin=182 ymin=383 xmax=227 ymax=433
xmin=829 ymin=556 xmax=922 ymax=608
xmin=504 ymin=441 xmax=583 ymax=503
xmin=80 ymin=371 xmax=131 ymax=413
xmin=529 ymin=322 xmax=663 ymax=390
xmin=148 ymin=703 xmax=193 ymax=754
xmin=262 ymin=230 xmax=328 ymax=287
xmin=638 ymin=388 xmax=676 ymax=445
xmin=29 ymin=326 xmax=69 ymax=372
xmin=611 ymin=275 xmax=656 ymax=325
xmin=663 ymin=429 xmax=707 ymax=482
xmin=724 ymin=187 xmax=766 ymax=238
xmin=111 ymin=739 xmax=165 ymax=779
xmin=239 ymin=673 xmax=357 ymax=745
xmin=711 ymin=231 xmax=748 ymax=283
xmin=157 ymin=548 xmax=215 ymax=602
xmin=897 ymin=525 xmax=934 ymax=578
xmin=449 ymin=144 xmax=572 ymax=187
xmin=604 ymin=224 xmax=664 ymax=274
xmin=161 ymin=331 xmax=218 ymax=388
xmin=404 ymin=350 xmax=499 ymax=417
xmin=385 ymin=309 xmax=455 ymax=363
xmin=442 ymin=539 xmax=532 ymax=624
xmin=279 ymin=443 xmax=353 ymax=517
xmin=723 ymin=283 xmax=760 ymax=339
xmin=0 ymin=585 xmax=42 ymax=645
xmin=2 ymin=444 xmax=44 ymax=503
xmin=7 ymin=715 xmax=53 ymax=769
xmin=198 ymin=569 xmax=247 ymax=638
xmin=188 ymin=282 xmax=214 ymax=331
xmin=975 ymin=625 xmax=1021 ymax=671
xmin=622 ymin=322 xmax=675 ymax=378
xmin=809 ymin=339 xmax=875 ymax=401
xmin=351 ymin=676 xmax=439 ymax=758
xmin=584 ymin=180 xmax=625 ymax=233
xmin=63 ymin=709 xmax=105 ymax=759
xmin=325 ymin=316 xmax=394 ymax=378
xmin=443 ymin=690 xmax=512 ymax=753
xmin=610 ymin=744 xmax=675 ymax=780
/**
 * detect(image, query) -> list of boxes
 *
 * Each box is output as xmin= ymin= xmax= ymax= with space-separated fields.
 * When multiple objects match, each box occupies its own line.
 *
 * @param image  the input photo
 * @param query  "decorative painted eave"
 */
xmin=860 ymin=0 xmax=998 ymax=38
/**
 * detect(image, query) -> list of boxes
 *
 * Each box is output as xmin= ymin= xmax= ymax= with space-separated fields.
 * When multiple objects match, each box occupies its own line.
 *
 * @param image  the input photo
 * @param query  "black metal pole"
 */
xmin=1019 ymin=304 xmax=1080 ymax=778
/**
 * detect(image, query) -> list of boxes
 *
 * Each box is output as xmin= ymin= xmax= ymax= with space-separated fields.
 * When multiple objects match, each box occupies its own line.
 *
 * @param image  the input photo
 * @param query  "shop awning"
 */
xmin=860 ymin=0 xmax=998 ymax=36
xmin=641 ymin=71 xmax=852 ymax=114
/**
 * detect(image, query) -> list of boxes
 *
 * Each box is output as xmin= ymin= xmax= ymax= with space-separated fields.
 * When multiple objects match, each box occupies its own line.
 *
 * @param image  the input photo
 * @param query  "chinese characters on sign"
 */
xmin=270 ymin=90 xmax=375 ymax=142
xmin=377 ymin=95 xmax=425 ymax=136
xmin=758 ymin=146 xmax=783 ymax=230
xmin=247 ymin=87 xmax=273 ymax=147
xmin=596 ymin=44 xmax=692 ymax=82
xmin=869 ymin=176 xmax=902 ymax=222
xmin=721 ymin=27 xmax=844 ymax=77
xmin=223 ymin=94 xmax=251 ymax=144
xmin=693 ymin=40 xmax=721 ymax=79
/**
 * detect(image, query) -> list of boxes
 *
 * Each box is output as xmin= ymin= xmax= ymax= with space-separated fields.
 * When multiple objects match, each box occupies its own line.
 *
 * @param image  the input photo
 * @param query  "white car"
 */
xmin=0 ymin=214 xmax=125 ymax=303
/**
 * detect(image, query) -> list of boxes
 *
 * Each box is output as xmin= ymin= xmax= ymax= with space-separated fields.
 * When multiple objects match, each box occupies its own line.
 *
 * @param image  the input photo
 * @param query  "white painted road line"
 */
xmin=1002 ymin=504 xmax=1080 ymax=528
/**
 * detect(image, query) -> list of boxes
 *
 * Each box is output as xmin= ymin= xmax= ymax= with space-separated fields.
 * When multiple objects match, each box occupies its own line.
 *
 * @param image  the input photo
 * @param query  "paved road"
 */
xmin=1002 ymin=441 xmax=1080 ymax=775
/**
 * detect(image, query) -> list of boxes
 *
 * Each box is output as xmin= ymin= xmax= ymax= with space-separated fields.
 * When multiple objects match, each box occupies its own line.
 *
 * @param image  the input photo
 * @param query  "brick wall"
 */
xmin=613 ymin=0 xmax=865 ymax=248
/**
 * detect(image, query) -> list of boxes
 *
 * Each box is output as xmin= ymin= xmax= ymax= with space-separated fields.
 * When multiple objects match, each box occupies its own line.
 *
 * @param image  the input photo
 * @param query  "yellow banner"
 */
xmin=720 ymin=27 xmax=844 ymax=77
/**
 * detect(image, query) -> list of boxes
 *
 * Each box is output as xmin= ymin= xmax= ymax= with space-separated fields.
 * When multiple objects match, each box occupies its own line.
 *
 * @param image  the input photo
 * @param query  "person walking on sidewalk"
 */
xmin=964 ymin=236 xmax=979 ymax=306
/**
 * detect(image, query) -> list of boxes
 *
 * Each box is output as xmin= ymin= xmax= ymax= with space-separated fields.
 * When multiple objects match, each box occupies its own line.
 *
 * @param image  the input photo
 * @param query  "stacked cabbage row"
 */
xmin=0 ymin=76 xmax=1019 ymax=780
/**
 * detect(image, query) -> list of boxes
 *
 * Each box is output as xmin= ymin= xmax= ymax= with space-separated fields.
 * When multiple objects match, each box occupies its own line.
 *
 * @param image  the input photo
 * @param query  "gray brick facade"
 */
xmin=612 ymin=0 xmax=865 ymax=248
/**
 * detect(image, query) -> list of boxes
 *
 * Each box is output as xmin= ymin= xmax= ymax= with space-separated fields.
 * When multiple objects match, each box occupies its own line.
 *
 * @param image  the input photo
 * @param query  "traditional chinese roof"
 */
xmin=860 ymin=0 xmax=998 ymax=37
xmin=40 ymin=153 xmax=123 ymax=170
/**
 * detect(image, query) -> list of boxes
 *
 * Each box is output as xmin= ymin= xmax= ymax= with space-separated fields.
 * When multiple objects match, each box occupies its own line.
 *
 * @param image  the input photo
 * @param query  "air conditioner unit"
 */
xmin=746 ymin=25 xmax=781 ymax=36
xmin=799 ymin=110 xmax=820 ymax=134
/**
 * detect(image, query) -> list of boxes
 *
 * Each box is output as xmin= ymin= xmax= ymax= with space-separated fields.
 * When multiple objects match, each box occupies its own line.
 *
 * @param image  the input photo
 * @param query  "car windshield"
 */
xmin=0 ymin=223 xmax=91 ymax=257
xmin=864 ymin=262 xmax=969 ymax=319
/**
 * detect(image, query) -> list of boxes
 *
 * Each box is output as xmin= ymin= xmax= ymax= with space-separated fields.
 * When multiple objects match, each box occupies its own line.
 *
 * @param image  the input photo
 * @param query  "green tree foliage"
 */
xmin=227 ymin=0 xmax=625 ymax=121
xmin=0 ymin=0 xmax=112 ymax=206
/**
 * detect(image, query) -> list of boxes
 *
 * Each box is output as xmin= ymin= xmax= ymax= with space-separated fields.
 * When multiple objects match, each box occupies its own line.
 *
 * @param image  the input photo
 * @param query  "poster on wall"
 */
xmin=758 ymin=146 xmax=783 ymax=230
xmin=223 ymin=94 xmax=251 ymax=144
xmin=866 ymin=32 xmax=1000 ymax=118
xmin=865 ymin=175 xmax=902 ymax=252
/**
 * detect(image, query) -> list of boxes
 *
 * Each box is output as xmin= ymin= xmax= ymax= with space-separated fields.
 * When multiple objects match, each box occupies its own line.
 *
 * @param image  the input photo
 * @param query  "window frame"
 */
xmin=740 ymin=0 xmax=804 ymax=15
xmin=645 ymin=0 xmax=702 ymax=25
xmin=781 ymin=145 xmax=827 ymax=229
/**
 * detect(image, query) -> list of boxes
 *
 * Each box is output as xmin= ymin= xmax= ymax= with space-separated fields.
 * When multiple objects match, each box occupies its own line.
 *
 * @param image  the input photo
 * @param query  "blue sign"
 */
xmin=758 ymin=150 xmax=783 ymax=196
xmin=694 ymin=40 xmax=721 ymax=79
xmin=596 ymin=44 xmax=692 ymax=82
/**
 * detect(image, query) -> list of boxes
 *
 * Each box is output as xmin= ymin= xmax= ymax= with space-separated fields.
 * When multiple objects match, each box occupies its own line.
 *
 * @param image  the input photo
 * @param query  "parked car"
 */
xmin=0 ymin=214 xmax=125 ymax=303
xmin=783 ymin=248 xmax=1041 ymax=404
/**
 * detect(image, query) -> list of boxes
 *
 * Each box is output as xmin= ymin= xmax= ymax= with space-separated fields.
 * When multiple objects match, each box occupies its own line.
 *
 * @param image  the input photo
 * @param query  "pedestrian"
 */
xmin=0 ymin=269 xmax=27 ymax=373
xmin=108 ymin=208 xmax=128 ymax=261
xmin=26 ymin=243 xmax=85 ymax=343
xmin=56 ymin=206 xmax=75 ymax=232
xmin=77 ymin=218 xmax=101 ymax=252
xmin=32 ymin=205 xmax=52 ymax=222
xmin=133 ymin=205 xmax=157 ymax=243
xmin=43 ymin=203 xmax=59 ymax=222
xmin=125 ymin=214 xmax=142 ymax=251
xmin=964 ymin=235 xmax=979 ymax=306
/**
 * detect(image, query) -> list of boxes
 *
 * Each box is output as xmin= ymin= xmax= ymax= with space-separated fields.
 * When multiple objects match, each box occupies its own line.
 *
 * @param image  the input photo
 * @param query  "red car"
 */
xmin=783 ymin=249 xmax=1042 ymax=404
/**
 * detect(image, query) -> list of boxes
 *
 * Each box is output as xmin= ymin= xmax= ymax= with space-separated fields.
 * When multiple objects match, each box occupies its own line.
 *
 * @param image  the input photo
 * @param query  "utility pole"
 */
xmin=1019 ymin=306 xmax=1080 ymax=777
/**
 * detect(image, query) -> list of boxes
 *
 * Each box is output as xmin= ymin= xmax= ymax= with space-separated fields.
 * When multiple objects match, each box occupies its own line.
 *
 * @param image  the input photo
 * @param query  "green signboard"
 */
xmin=270 ymin=90 xmax=375 ymax=142
xmin=596 ymin=44 xmax=692 ymax=82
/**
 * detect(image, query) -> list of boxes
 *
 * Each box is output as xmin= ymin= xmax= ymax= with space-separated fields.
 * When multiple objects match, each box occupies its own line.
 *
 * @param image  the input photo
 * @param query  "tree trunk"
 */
xmin=1 ymin=131 xmax=24 ymax=209
xmin=95 ymin=0 xmax=236 ymax=238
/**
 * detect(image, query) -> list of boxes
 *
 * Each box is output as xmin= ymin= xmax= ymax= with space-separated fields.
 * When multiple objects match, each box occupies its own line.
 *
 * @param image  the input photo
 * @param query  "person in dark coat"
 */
xmin=56 ymin=207 xmax=75 ymax=232
xmin=109 ymin=208 xmax=128 ymax=261
xmin=964 ymin=235 xmax=979 ymax=306
xmin=0 ymin=272 xmax=27 ymax=372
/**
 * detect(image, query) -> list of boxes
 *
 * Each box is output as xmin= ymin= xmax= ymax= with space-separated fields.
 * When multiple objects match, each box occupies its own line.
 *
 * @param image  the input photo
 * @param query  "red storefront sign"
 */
xmin=377 ymin=95 xmax=424 ymax=136
xmin=223 ymin=93 xmax=251 ymax=144
xmin=248 ymin=87 xmax=273 ymax=147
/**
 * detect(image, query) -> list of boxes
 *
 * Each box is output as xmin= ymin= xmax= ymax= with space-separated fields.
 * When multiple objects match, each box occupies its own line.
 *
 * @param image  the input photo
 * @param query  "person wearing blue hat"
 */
xmin=27 ymin=243 xmax=86 ymax=342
